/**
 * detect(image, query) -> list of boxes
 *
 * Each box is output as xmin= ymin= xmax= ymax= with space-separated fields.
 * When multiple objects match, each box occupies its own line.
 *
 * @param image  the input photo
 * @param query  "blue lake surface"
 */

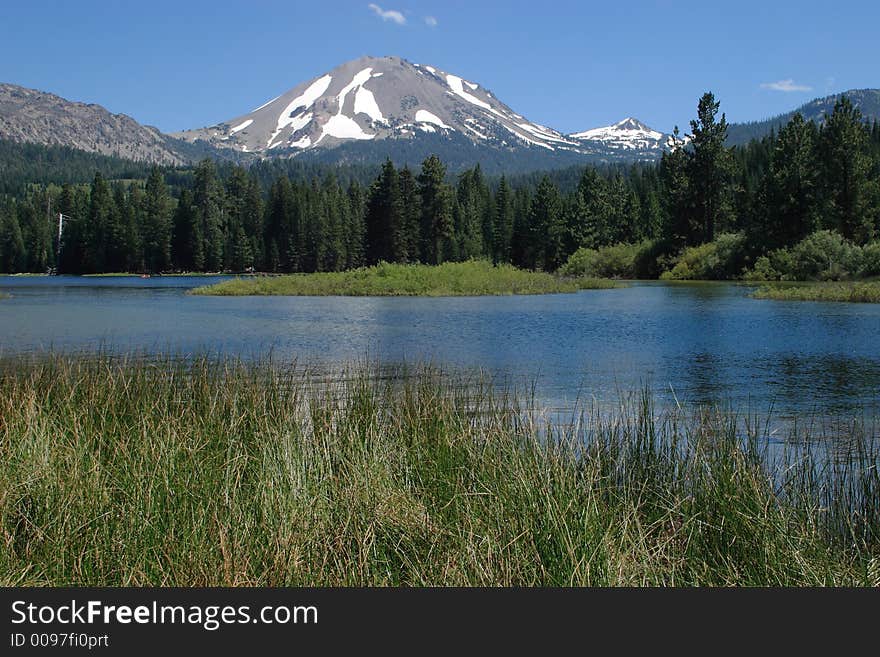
xmin=2 ymin=275 xmax=880 ymax=418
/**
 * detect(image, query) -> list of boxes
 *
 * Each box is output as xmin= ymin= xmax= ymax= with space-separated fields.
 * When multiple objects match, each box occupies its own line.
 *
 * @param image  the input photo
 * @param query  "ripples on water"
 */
xmin=2 ymin=276 xmax=880 ymax=425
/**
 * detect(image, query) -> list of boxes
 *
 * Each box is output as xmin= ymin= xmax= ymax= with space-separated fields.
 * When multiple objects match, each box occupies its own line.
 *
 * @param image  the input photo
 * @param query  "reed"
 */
xmin=190 ymin=261 xmax=621 ymax=296
xmin=0 ymin=354 xmax=877 ymax=586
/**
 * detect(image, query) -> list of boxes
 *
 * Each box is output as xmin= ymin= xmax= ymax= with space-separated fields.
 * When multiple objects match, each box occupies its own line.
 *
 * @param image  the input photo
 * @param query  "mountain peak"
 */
xmin=567 ymin=117 xmax=669 ymax=157
xmin=172 ymin=56 xmax=582 ymax=155
xmin=614 ymin=117 xmax=650 ymax=131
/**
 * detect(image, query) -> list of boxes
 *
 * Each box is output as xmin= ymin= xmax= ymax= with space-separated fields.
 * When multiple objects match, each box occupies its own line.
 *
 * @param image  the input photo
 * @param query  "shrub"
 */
xmin=788 ymin=230 xmax=862 ymax=281
xmin=743 ymin=231 xmax=867 ymax=281
xmin=859 ymin=242 xmax=880 ymax=278
xmin=559 ymin=242 xmax=648 ymax=279
xmin=660 ymin=233 xmax=749 ymax=280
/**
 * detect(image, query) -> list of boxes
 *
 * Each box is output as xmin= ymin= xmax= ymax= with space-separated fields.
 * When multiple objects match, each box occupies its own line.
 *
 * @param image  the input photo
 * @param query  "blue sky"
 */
xmin=1 ymin=1 xmax=877 ymax=134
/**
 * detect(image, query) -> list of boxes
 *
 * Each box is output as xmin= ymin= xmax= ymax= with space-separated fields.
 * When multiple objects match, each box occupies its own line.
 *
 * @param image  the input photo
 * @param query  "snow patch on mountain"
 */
xmin=446 ymin=74 xmax=492 ymax=111
xmin=354 ymin=86 xmax=384 ymax=122
xmin=319 ymin=114 xmax=374 ymax=142
xmin=268 ymin=74 xmax=332 ymax=147
xmin=229 ymin=119 xmax=253 ymax=134
xmin=415 ymin=109 xmax=450 ymax=129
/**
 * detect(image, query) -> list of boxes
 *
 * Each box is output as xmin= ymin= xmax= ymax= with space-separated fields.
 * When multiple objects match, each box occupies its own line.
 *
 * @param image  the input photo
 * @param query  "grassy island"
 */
xmin=752 ymin=281 xmax=880 ymax=303
xmin=0 ymin=355 xmax=877 ymax=586
xmin=190 ymin=261 xmax=621 ymax=297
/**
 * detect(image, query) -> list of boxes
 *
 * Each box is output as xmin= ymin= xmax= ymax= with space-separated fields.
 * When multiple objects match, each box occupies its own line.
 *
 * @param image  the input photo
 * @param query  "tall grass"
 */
xmin=0 ymin=355 xmax=877 ymax=586
xmin=753 ymin=281 xmax=880 ymax=303
xmin=190 ymin=261 xmax=620 ymax=296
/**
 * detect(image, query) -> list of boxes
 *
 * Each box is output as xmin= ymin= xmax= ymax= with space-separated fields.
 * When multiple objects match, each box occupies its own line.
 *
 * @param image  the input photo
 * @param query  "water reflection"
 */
xmin=2 ymin=276 xmax=880 ymax=419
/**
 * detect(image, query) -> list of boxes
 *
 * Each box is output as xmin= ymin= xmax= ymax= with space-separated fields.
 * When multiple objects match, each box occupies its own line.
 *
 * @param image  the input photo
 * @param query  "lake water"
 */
xmin=2 ymin=275 xmax=880 ymax=420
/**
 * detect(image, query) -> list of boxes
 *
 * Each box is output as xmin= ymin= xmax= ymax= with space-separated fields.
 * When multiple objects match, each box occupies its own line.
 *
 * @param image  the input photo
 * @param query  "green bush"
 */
xmin=788 ymin=230 xmax=862 ymax=280
xmin=859 ymin=242 xmax=880 ymax=278
xmin=559 ymin=242 xmax=649 ymax=279
xmin=743 ymin=231 xmax=867 ymax=281
xmin=660 ymin=233 xmax=749 ymax=280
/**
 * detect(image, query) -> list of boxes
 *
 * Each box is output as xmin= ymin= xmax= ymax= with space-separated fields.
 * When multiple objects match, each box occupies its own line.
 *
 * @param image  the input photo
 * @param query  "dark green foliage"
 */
xmin=142 ymin=168 xmax=172 ymax=272
xmin=192 ymin=160 xmax=224 ymax=271
xmin=753 ymin=114 xmax=820 ymax=249
xmin=819 ymin=97 xmax=874 ymax=243
xmin=2 ymin=90 xmax=880 ymax=279
xmin=417 ymin=155 xmax=454 ymax=265
xmin=688 ymin=93 xmax=734 ymax=243
xmin=0 ymin=201 xmax=26 ymax=273
xmin=365 ymin=160 xmax=404 ymax=264
xmin=726 ymin=88 xmax=880 ymax=146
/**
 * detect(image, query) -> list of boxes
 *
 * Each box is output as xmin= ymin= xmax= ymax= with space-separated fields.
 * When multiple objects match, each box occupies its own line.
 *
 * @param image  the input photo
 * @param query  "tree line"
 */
xmin=1 ymin=93 xmax=879 ymax=276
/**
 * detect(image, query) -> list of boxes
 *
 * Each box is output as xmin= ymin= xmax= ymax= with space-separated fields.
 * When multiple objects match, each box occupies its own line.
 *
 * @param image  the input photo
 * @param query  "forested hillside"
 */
xmin=2 ymin=94 xmax=879 ymax=280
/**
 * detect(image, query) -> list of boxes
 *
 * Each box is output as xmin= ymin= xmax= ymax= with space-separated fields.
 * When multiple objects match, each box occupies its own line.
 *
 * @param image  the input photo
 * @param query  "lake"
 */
xmin=2 ymin=275 xmax=880 ymax=420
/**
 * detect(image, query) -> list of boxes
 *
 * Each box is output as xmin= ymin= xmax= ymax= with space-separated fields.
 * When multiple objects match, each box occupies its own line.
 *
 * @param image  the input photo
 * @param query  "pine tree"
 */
xmin=492 ymin=176 xmax=514 ymax=264
xmin=18 ymin=192 xmax=52 ymax=272
xmin=243 ymin=177 xmax=264 ymax=269
xmin=417 ymin=155 xmax=454 ymax=264
xmin=172 ymin=189 xmax=202 ymax=271
xmin=365 ymin=160 xmax=404 ymax=263
xmin=115 ymin=183 xmax=142 ymax=272
xmin=264 ymin=177 xmax=298 ymax=272
xmin=398 ymin=166 xmax=421 ymax=262
xmin=0 ymin=202 xmax=26 ymax=273
xmin=756 ymin=113 xmax=820 ymax=248
xmin=529 ymin=176 xmax=564 ymax=271
xmin=510 ymin=186 xmax=533 ymax=268
xmin=142 ymin=167 xmax=172 ymax=272
xmin=192 ymin=159 xmax=225 ymax=271
xmin=346 ymin=181 xmax=366 ymax=269
xmin=660 ymin=126 xmax=694 ymax=247
xmin=455 ymin=166 xmax=489 ymax=260
xmin=575 ymin=168 xmax=609 ymax=247
xmin=819 ymin=96 xmax=874 ymax=243
xmin=688 ymin=93 xmax=734 ymax=243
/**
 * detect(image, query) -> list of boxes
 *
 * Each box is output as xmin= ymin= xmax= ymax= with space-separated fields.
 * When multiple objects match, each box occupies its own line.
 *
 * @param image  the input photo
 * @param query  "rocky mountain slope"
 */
xmin=0 ymin=83 xmax=188 ymax=165
xmin=173 ymin=56 xmax=670 ymax=163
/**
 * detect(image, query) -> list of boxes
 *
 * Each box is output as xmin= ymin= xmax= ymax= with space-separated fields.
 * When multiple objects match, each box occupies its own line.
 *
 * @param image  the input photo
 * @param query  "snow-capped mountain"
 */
xmin=568 ymin=117 xmax=678 ymax=157
xmin=173 ymin=56 xmax=593 ymax=157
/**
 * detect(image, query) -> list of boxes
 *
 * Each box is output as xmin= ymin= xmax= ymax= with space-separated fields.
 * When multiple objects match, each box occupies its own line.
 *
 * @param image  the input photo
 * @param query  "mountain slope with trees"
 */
xmin=2 ymin=92 xmax=879 ymax=283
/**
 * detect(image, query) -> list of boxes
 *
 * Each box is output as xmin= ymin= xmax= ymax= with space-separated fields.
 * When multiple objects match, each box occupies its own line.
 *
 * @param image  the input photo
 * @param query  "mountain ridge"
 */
xmin=0 ymin=83 xmax=188 ymax=165
xmin=1 ymin=59 xmax=878 ymax=172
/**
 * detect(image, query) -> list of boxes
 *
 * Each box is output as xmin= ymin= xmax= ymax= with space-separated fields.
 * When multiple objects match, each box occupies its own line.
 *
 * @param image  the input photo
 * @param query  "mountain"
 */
xmin=173 ymin=56 xmax=581 ymax=154
xmin=727 ymin=88 xmax=880 ymax=145
xmin=0 ymin=83 xmax=190 ymax=165
xmin=173 ymin=56 xmax=671 ymax=168
xmin=568 ymin=117 xmax=678 ymax=158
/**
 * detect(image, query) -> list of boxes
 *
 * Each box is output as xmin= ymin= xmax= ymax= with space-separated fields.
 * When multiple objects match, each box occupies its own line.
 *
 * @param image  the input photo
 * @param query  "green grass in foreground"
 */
xmin=753 ymin=281 xmax=880 ymax=303
xmin=190 ymin=261 xmax=621 ymax=296
xmin=1 ymin=355 xmax=878 ymax=586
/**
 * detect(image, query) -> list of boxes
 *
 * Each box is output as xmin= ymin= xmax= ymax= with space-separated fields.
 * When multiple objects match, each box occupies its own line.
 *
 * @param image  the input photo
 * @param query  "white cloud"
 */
xmin=368 ymin=3 xmax=406 ymax=25
xmin=424 ymin=16 xmax=438 ymax=27
xmin=760 ymin=79 xmax=812 ymax=93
